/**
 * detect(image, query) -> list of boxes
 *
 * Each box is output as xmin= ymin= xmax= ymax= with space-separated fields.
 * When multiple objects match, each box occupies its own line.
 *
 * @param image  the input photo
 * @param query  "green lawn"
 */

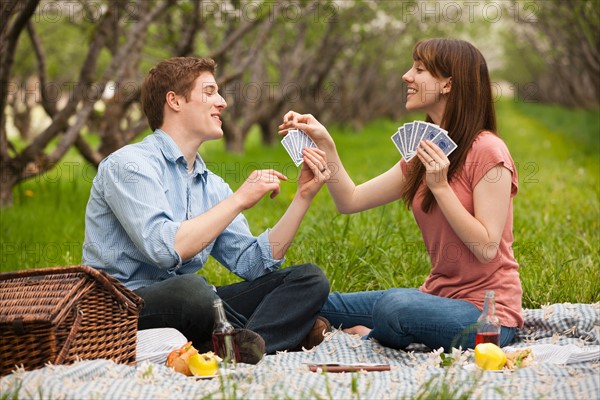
xmin=1 ymin=100 xmax=599 ymax=308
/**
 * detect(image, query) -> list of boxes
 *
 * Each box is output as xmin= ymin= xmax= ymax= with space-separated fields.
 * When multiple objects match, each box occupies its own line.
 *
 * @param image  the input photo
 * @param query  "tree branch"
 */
xmin=0 ymin=0 xmax=40 ymax=162
xmin=218 ymin=2 xmax=282 ymax=86
xmin=0 ymin=0 xmax=24 ymax=40
xmin=175 ymin=0 xmax=203 ymax=56
xmin=47 ymin=0 xmax=176 ymax=168
xmin=26 ymin=20 xmax=57 ymax=117
xmin=13 ymin=3 xmax=115 ymax=172
xmin=209 ymin=0 xmax=281 ymax=61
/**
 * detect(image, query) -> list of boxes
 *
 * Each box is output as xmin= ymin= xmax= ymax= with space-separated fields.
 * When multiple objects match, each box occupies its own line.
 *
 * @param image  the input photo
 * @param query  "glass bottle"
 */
xmin=475 ymin=290 xmax=501 ymax=346
xmin=211 ymin=298 xmax=240 ymax=366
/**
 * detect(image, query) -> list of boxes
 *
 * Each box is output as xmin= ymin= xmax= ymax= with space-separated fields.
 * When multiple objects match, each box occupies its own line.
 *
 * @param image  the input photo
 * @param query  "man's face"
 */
xmin=179 ymin=72 xmax=227 ymax=141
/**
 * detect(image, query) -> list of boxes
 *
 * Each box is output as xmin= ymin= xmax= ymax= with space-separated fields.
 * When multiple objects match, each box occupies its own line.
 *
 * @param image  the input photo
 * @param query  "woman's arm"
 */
xmin=417 ymin=140 xmax=512 ymax=263
xmin=280 ymin=112 xmax=406 ymax=214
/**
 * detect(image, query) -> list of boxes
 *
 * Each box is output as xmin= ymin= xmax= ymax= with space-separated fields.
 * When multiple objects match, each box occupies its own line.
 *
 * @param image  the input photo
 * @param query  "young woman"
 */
xmin=279 ymin=38 xmax=523 ymax=351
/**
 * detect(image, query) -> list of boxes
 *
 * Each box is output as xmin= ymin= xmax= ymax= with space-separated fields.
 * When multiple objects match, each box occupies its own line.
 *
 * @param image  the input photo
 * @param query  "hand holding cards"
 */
xmin=391 ymin=121 xmax=457 ymax=161
xmin=282 ymin=129 xmax=317 ymax=166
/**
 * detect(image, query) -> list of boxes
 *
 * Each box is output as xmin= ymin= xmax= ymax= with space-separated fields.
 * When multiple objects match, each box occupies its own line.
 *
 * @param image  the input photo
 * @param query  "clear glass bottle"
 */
xmin=211 ymin=298 xmax=240 ymax=366
xmin=475 ymin=290 xmax=501 ymax=346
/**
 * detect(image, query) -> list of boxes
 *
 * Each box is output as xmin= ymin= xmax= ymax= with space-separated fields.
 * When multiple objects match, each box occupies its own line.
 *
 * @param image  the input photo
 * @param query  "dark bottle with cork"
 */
xmin=212 ymin=298 xmax=240 ymax=366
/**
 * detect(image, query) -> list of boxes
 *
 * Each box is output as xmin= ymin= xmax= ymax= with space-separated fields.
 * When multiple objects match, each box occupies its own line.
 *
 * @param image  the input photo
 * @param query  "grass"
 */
xmin=1 ymin=99 xmax=599 ymax=308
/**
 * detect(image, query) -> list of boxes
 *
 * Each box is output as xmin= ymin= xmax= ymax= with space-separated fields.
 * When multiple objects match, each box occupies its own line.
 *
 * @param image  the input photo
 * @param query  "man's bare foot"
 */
xmin=342 ymin=325 xmax=371 ymax=337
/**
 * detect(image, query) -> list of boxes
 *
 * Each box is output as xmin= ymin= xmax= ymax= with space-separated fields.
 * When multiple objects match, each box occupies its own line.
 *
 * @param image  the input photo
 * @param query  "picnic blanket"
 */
xmin=1 ymin=303 xmax=598 ymax=399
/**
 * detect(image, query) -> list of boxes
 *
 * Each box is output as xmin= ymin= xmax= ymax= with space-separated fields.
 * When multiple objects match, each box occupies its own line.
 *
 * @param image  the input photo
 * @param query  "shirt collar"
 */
xmin=154 ymin=129 xmax=207 ymax=177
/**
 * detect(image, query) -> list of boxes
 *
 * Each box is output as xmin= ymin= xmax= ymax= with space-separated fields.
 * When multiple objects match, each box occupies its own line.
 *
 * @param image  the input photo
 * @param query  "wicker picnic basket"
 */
xmin=0 ymin=265 xmax=144 ymax=376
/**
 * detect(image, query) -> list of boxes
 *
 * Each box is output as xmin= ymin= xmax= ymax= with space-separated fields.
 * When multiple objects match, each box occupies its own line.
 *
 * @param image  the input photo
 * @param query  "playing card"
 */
xmin=391 ymin=130 xmax=406 ymax=159
xmin=403 ymin=122 xmax=416 ymax=160
xmin=413 ymin=121 xmax=428 ymax=148
xmin=398 ymin=126 xmax=407 ymax=157
xmin=391 ymin=120 xmax=458 ymax=161
xmin=281 ymin=134 xmax=300 ymax=166
xmin=287 ymin=132 xmax=303 ymax=166
xmin=422 ymin=122 xmax=444 ymax=142
xmin=281 ymin=129 xmax=317 ymax=166
xmin=300 ymin=129 xmax=317 ymax=149
xmin=300 ymin=131 xmax=310 ymax=151
xmin=292 ymin=131 xmax=304 ymax=165
xmin=430 ymin=130 xmax=458 ymax=156
xmin=289 ymin=129 xmax=299 ymax=157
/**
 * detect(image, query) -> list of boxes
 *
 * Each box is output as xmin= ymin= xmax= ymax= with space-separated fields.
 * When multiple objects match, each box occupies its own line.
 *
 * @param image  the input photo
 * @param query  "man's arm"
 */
xmin=175 ymin=169 xmax=287 ymax=261
xmin=210 ymin=148 xmax=329 ymax=278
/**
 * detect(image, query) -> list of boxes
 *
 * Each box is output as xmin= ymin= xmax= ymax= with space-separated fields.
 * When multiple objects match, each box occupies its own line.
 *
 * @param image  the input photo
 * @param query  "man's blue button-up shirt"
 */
xmin=82 ymin=130 xmax=283 ymax=290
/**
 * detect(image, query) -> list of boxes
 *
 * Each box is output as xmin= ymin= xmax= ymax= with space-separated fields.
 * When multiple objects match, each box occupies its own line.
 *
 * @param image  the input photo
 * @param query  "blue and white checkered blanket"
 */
xmin=1 ymin=303 xmax=598 ymax=399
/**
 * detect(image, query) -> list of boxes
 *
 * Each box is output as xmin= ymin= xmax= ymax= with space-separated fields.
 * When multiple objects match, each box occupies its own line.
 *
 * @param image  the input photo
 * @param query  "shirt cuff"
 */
xmin=162 ymin=221 xmax=183 ymax=273
xmin=257 ymin=228 xmax=285 ymax=270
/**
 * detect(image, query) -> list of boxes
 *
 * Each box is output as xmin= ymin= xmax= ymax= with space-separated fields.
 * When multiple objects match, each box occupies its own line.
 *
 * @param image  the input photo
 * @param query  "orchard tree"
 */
xmin=3 ymin=0 xmax=549 ymax=208
xmin=1 ymin=0 xmax=178 ymax=206
xmin=0 ymin=0 xmax=284 ymax=206
xmin=502 ymin=0 xmax=599 ymax=106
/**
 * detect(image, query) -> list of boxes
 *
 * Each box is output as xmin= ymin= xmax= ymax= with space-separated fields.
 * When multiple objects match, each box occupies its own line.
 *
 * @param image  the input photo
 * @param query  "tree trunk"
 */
xmin=0 ymin=167 xmax=17 ymax=207
xmin=259 ymin=119 xmax=276 ymax=146
xmin=222 ymin=119 xmax=244 ymax=154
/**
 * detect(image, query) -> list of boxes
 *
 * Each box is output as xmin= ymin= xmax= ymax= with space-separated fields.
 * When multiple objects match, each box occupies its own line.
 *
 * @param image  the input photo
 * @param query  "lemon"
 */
xmin=188 ymin=353 xmax=219 ymax=377
xmin=474 ymin=343 xmax=507 ymax=370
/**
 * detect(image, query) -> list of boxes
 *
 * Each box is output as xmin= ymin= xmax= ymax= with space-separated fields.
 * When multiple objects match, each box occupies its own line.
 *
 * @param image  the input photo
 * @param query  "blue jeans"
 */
xmin=134 ymin=264 xmax=329 ymax=354
xmin=320 ymin=288 xmax=515 ymax=351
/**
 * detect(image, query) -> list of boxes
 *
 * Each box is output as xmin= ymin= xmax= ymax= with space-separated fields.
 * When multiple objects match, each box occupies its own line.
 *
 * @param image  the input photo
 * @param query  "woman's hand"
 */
xmin=296 ymin=147 xmax=331 ymax=200
xmin=278 ymin=111 xmax=335 ymax=151
xmin=416 ymin=140 xmax=450 ymax=192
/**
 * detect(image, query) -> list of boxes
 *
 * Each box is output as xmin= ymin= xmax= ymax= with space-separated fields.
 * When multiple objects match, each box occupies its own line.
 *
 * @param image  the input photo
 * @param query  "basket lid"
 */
xmin=0 ymin=265 xmax=142 ymax=325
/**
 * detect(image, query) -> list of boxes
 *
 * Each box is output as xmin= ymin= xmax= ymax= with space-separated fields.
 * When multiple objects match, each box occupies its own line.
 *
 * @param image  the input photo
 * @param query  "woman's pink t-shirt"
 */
xmin=401 ymin=132 xmax=523 ymax=328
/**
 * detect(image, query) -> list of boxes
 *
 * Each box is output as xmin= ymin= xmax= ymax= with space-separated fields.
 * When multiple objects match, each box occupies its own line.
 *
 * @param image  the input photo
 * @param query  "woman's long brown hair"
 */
xmin=401 ymin=38 xmax=497 ymax=213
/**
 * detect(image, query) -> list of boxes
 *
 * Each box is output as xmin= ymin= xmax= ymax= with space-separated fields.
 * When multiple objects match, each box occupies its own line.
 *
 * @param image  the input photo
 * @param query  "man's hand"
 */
xmin=297 ymin=147 xmax=330 ymax=200
xmin=267 ymin=148 xmax=329 ymax=260
xmin=233 ymin=169 xmax=288 ymax=210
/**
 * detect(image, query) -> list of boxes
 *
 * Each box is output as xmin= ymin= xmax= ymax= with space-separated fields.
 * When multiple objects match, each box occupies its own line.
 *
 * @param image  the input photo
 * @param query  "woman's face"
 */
xmin=402 ymin=61 xmax=450 ymax=124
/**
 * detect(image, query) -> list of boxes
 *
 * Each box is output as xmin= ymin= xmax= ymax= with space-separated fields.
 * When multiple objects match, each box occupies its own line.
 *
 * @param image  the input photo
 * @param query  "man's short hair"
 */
xmin=141 ymin=57 xmax=217 ymax=131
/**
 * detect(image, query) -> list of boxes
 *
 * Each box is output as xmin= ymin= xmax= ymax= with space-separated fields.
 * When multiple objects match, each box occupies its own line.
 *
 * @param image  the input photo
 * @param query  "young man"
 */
xmin=82 ymin=57 xmax=331 ymax=363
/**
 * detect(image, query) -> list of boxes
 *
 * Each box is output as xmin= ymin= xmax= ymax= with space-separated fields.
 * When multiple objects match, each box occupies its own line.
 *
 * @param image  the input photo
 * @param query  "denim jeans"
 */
xmin=320 ymin=288 xmax=515 ymax=351
xmin=134 ymin=264 xmax=329 ymax=354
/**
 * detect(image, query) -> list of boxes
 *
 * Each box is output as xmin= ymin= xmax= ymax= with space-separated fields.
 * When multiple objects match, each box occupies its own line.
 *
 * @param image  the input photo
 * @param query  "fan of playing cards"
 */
xmin=391 ymin=121 xmax=457 ymax=161
xmin=281 ymin=129 xmax=317 ymax=166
